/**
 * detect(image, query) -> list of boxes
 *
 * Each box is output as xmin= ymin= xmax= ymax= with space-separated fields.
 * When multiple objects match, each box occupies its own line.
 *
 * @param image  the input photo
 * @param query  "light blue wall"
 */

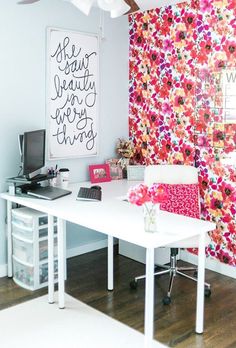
xmin=0 ymin=0 xmax=129 ymax=268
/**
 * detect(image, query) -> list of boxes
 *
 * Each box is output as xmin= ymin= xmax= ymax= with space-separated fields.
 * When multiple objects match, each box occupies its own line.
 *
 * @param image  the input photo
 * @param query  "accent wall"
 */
xmin=129 ymin=0 xmax=236 ymax=265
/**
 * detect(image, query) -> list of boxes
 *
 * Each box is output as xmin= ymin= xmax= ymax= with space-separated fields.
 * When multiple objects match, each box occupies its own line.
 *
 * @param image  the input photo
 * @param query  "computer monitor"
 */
xmin=20 ymin=129 xmax=46 ymax=179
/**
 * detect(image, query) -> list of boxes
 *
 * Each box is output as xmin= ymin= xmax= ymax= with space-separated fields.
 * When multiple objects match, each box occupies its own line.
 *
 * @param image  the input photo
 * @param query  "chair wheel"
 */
xmin=130 ymin=280 xmax=138 ymax=290
xmin=205 ymin=288 xmax=211 ymax=297
xmin=162 ymin=296 xmax=171 ymax=305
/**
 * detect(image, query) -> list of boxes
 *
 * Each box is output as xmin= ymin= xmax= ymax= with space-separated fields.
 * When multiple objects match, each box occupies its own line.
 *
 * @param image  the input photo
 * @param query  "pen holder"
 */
xmin=50 ymin=175 xmax=59 ymax=187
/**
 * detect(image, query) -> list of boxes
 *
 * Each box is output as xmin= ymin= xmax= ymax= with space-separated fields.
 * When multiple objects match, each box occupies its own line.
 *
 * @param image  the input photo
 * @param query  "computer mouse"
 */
xmin=91 ymin=185 xmax=102 ymax=190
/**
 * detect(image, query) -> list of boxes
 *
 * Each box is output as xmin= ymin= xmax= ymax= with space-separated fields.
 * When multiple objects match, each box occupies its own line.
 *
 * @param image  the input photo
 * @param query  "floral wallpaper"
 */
xmin=129 ymin=0 xmax=236 ymax=265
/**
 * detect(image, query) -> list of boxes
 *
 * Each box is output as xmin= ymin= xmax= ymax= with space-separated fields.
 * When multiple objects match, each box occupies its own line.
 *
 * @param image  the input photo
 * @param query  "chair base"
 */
xmin=130 ymin=249 xmax=211 ymax=305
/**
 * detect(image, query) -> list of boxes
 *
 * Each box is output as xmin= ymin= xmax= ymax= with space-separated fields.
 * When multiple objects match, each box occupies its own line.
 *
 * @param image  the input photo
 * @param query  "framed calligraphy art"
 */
xmin=47 ymin=28 xmax=99 ymax=159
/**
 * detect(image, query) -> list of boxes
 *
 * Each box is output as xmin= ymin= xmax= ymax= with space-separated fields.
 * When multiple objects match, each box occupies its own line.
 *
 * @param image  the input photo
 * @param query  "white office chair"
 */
xmin=130 ymin=164 xmax=211 ymax=305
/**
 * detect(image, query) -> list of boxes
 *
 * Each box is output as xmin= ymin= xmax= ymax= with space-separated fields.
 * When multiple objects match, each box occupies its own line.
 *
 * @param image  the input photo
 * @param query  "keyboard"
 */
xmin=77 ymin=187 xmax=102 ymax=201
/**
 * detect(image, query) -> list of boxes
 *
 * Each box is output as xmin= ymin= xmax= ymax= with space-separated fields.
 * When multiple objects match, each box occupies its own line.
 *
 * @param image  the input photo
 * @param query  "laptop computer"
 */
xmin=26 ymin=186 xmax=72 ymax=200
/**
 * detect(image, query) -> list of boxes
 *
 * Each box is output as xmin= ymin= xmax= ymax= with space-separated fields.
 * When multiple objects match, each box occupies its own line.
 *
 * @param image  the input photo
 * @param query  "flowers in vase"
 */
xmin=128 ymin=183 xmax=168 ymax=206
xmin=127 ymin=183 xmax=168 ymax=232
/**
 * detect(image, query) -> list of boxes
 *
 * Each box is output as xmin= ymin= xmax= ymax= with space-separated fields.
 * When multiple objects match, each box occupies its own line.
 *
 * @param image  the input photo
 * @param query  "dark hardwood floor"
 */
xmin=0 ymin=246 xmax=236 ymax=348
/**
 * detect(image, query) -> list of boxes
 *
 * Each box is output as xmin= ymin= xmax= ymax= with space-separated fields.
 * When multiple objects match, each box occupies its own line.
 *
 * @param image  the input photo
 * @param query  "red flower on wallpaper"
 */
xmin=213 ymin=128 xmax=225 ymax=145
xmin=162 ymin=11 xmax=175 ymax=27
xmin=162 ymin=74 xmax=174 ymax=90
xmin=227 ymin=240 xmax=236 ymax=255
xmin=175 ymin=29 xmax=187 ymax=43
xmin=210 ymin=197 xmax=223 ymax=211
xmin=182 ymin=78 xmax=195 ymax=95
xmin=220 ymin=182 xmax=236 ymax=201
xmin=160 ymin=138 xmax=172 ymax=153
xmin=181 ymin=143 xmax=195 ymax=162
xmin=174 ymin=94 xmax=185 ymax=108
xmin=223 ymin=39 xmax=236 ymax=60
xmin=183 ymin=10 xmax=196 ymax=29
xmin=199 ymin=38 xmax=214 ymax=55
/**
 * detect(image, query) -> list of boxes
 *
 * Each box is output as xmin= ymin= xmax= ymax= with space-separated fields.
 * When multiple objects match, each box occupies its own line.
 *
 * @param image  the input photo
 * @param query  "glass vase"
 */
xmin=143 ymin=203 xmax=160 ymax=233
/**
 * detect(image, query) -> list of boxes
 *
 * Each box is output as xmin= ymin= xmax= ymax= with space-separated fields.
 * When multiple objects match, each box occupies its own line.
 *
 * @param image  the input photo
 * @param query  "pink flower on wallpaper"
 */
xmin=181 ymin=143 xmax=195 ymax=162
xmin=163 ymin=38 xmax=174 ymax=51
xmin=223 ymin=39 xmax=236 ymax=60
xmin=199 ymin=0 xmax=213 ymax=13
xmin=161 ymin=102 xmax=173 ymax=115
xmin=182 ymin=78 xmax=195 ymax=95
xmin=227 ymin=240 xmax=236 ymax=255
xmin=183 ymin=11 xmax=196 ymax=29
xmin=220 ymin=182 xmax=236 ymax=201
xmin=217 ymin=249 xmax=234 ymax=265
xmin=175 ymin=30 xmax=187 ymax=43
xmin=174 ymin=95 xmax=185 ymax=109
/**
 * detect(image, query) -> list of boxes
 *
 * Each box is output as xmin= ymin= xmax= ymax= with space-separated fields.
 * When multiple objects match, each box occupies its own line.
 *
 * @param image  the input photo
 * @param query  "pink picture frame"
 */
xmin=89 ymin=164 xmax=111 ymax=183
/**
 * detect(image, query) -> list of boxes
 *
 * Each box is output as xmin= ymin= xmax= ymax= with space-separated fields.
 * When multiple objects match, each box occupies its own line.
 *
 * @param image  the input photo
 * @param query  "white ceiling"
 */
xmin=135 ymin=0 xmax=188 ymax=12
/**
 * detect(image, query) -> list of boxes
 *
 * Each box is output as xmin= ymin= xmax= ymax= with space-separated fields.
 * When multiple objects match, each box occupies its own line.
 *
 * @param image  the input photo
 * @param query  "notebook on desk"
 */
xmin=26 ymin=186 xmax=72 ymax=200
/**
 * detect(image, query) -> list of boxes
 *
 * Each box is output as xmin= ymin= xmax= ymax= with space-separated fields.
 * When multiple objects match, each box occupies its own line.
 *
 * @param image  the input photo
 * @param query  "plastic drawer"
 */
xmin=39 ymin=237 xmax=58 ymax=261
xmin=12 ymin=212 xmax=34 ymax=229
xmin=12 ymin=222 xmax=33 ymax=241
xmin=39 ymin=260 xmax=58 ymax=284
xmin=13 ymin=257 xmax=34 ymax=288
xmin=12 ymin=236 xmax=33 ymax=264
xmin=12 ymin=208 xmax=56 ymax=228
xmin=39 ymin=225 xmax=58 ymax=239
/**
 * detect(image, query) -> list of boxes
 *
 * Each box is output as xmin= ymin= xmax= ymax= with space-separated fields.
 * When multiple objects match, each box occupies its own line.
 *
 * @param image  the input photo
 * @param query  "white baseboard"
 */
xmin=66 ymin=239 xmax=108 ymax=259
xmin=180 ymin=250 xmax=236 ymax=279
xmin=0 ymin=264 xmax=7 ymax=278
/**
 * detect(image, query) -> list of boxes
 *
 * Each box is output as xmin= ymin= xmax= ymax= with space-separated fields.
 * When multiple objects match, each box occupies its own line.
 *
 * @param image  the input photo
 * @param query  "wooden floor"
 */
xmin=1 ymin=247 xmax=236 ymax=348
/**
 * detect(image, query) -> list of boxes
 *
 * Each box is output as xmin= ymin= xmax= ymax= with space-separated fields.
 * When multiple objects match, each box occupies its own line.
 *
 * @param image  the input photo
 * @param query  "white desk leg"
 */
xmin=196 ymin=232 xmax=206 ymax=333
xmin=58 ymin=218 xmax=65 ymax=309
xmin=108 ymin=235 xmax=114 ymax=291
xmin=7 ymin=200 xmax=13 ymax=277
xmin=48 ymin=214 xmax=54 ymax=304
xmin=144 ymin=247 xmax=155 ymax=348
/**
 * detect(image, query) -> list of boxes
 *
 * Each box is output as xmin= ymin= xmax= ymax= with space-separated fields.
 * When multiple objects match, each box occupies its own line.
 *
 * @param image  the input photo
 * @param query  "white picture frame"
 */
xmin=127 ymin=165 xmax=145 ymax=181
xmin=47 ymin=27 xmax=99 ymax=159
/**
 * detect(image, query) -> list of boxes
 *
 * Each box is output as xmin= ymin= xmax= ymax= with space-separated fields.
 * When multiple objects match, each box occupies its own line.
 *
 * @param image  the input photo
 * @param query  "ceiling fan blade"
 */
xmin=124 ymin=0 xmax=139 ymax=14
xmin=17 ymin=0 xmax=41 ymax=4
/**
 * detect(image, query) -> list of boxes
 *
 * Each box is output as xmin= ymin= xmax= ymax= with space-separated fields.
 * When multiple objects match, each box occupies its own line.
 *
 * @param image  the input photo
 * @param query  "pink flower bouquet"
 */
xmin=128 ymin=183 xmax=168 ymax=232
xmin=128 ymin=183 xmax=168 ymax=206
xmin=128 ymin=184 xmax=167 ymax=232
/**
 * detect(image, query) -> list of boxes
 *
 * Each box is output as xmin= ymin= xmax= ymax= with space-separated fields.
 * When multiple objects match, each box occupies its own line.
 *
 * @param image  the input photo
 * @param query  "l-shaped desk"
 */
xmin=1 ymin=180 xmax=215 ymax=348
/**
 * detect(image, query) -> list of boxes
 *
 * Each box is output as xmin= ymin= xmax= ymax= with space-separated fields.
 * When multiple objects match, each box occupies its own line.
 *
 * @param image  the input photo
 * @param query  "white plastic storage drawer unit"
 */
xmin=11 ymin=207 xmax=58 ymax=291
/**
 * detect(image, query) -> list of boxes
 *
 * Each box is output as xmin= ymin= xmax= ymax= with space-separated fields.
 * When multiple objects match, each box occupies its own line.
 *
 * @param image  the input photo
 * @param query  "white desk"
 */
xmin=1 ymin=180 xmax=215 ymax=348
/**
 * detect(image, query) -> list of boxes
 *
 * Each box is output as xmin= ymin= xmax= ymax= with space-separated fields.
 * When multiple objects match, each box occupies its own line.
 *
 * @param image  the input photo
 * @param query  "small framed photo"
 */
xmin=106 ymin=159 xmax=123 ymax=180
xmin=89 ymin=164 xmax=111 ymax=183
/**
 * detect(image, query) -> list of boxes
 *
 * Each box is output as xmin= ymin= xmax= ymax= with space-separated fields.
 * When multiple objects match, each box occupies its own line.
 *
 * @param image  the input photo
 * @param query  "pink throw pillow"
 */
xmin=160 ymin=183 xmax=200 ymax=218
